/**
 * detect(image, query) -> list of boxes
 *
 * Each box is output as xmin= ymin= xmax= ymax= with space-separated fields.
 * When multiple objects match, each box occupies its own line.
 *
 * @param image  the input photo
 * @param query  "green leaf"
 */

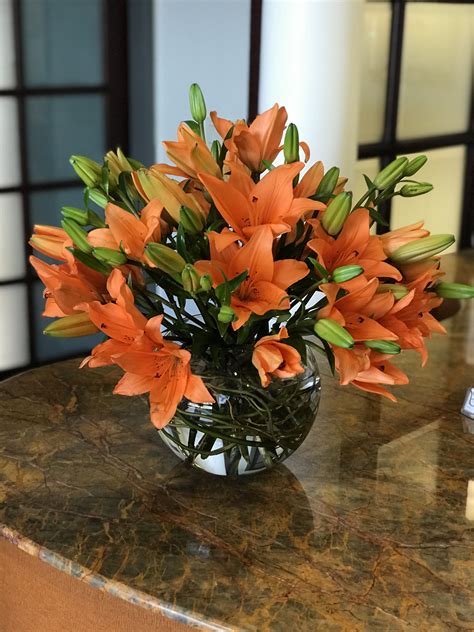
xmin=321 ymin=339 xmax=336 ymax=375
xmin=183 ymin=119 xmax=201 ymax=135
xmin=363 ymin=174 xmax=374 ymax=190
xmin=308 ymin=256 xmax=328 ymax=280
xmin=364 ymin=206 xmax=389 ymax=227
xmin=101 ymin=161 xmax=110 ymax=193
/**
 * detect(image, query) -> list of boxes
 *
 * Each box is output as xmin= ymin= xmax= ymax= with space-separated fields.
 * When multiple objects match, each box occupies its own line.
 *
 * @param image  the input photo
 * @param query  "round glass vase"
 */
xmin=158 ymin=347 xmax=321 ymax=476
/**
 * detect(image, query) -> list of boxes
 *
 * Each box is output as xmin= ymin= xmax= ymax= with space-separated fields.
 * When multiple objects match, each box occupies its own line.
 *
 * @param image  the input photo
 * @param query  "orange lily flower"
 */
xmin=378 ymin=274 xmax=445 ymax=366
xmin=80 ymin=269 xmax=149 ymax=367
xmin=318 ymin=278 xmax=399 ymax=342
xmin=252 ymin=327 xmax=304 ymax=387
xmin=334 ymin=347 xmax=408 ymax=402
xmin=162 ymin=122 xmax=221 ymax=179
xmin=113 ymin=338 xmax=215 ymax=429
xmin=200 ymin=162 xmax=323 ymax=245
xmin=29 ymin=225 xmax=71 ymax=261
xmin=81 ymin=272 xmax=214 ymax=427
xmin=380 ymin=221 xmax=430 ymax=257
xmin=399 ymin=257 xmax=444 ymax=284
xmin=308 ymin=208 xmax=402 ymax=281
xmin=211 ymin=103 xmax=287 ymax=172
xmin=30 ymin=253 xmax=107 ymax=318
xmin=88 ymin=201 xmax=163 ymax=262
xmin=195 ymin=226 xmax=309 ymax=329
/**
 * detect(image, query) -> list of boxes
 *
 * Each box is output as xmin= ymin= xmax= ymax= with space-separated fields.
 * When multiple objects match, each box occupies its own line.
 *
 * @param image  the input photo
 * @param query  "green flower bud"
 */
xmin=315 ymin=166 xmax=340 ymax=198
xmin=189 ymin=83 xmax=207 ymax=123
xmin=373 ymin=157 xmax=408 ymax=190
xmin=314 ymin=318 xmax=354 ymax=349
xmin=321 ymin=191 xmax=352 ymax=236
xmin=70 ymin=155 xmax=102 ymax=187
xmin=180 ymin=205 xmax=204 ymax=234
xmin=434 ymin=282 xmax=474 ymax=299
xmin=44 ymin=313 xmax=99 ymax=338
xmin=377 ymin=283 xmax=410 ymax=300
xmin=88 ymin=188 xmax=109 ymax=209
xmin=403 ymin=155 xmax=427 ymax=177
xmin=217 ymin=305 xmax=236 ymax=323
xmin=61 ymin=206 xmax=89 ymax=225
xmin=181 ymin=264 xmax=201 ymax=294
xmin=332 ymin=264 xmax=364 ymax=283
xmin=364 ymin=340 xmax=401 ymax=354
xmin=92 ymin=247 xmax=127 ymax=267
xmin=200 ymin=275 xmax=213 ymax=291
xmin=284 ymin=123 xmax=299 ymax=164
xmin=61 ymin=218 xmax=93 ymax=253
xmin=145 ymin=243 xmax=186 ymax=274
xmin=399 ymin=182 xmax=433 ymax=197
xmin=390 ymin=234 xmax=455 ymax=264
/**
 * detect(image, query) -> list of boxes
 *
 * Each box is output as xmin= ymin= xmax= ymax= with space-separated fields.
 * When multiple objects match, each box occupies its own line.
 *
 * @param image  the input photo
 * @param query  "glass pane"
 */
xmin=33 ymin=281 xmax=102 ymax=362
xmin=0 ymin=0 xmax=16 ymax=89
xmin=353 ymin=158 xmax=380 ymax=235
xmin=0 ymin=193 xmax=26 ymax=281
xmin=398 ymin=4 xmax=473 ymax=139
xmin=391 ymin=146 xmax=465 ymax=254
xmin=0 ymin=284 xmax=29 ymax=371
xmin=358 ymin=2 xmax=391 ymax=144
xmin=0 ymin=97 xmax=21 ymax=187
xmin=21 ymin=0 xmax=103 ymax=87
xmin=26 ymin=94 xmax=105 ymax=183
xmin=30 ymin=187 xmax=85 ymax=227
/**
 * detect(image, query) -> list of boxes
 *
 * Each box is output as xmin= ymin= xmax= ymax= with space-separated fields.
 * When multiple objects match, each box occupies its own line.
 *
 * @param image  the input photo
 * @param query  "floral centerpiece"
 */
xmin=30 ymin=85 xmax=474 ymax=475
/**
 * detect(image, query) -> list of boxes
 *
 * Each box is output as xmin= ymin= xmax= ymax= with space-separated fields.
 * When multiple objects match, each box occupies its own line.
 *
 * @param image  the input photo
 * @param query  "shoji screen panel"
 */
xmin=0 ymin=0 xmax=128 ymax=378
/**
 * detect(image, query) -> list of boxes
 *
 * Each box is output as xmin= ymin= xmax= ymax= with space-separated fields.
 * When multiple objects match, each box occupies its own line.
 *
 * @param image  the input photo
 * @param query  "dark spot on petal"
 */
xmin=252 ymin=196 xmax=258 ymax=203
xmin=357 ymin=316 xmax=364 ymax=323
xmin=100 ymin=323 xmax=107 ymax=329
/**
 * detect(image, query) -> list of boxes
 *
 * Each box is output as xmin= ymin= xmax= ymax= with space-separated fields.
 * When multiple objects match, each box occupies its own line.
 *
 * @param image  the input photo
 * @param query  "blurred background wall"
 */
xmin=0 ymin=0 xmax=473 ymax=378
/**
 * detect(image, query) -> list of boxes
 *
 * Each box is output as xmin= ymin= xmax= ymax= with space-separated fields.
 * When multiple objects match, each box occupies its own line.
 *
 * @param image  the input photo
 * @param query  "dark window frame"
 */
xmin=0 ymin=0 xmax=129 ymax=379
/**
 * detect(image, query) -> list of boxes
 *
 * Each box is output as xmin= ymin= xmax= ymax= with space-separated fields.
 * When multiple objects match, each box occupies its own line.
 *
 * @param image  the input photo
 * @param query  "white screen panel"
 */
xmin=0 ymin=97 xmax=21 ymax=187
xmin=0 ymin=193 xmax=25 ymax=281
xmin=0 ymin=283 xmax=29 ymax=371
xmin=0 ymin=0 xmax=16 ymax=89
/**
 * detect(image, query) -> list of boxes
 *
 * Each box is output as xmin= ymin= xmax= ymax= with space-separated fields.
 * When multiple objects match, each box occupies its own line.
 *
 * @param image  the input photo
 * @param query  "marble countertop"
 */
xmin=1 ymin=253 xmax=473 ymax=631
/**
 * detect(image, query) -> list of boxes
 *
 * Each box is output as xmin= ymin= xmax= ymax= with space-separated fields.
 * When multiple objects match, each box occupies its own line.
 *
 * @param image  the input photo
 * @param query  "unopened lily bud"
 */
xmin=373 ymin=157 xmax=408 ymax=190
xmin=314 ymin=318 xmax=354 ymax=349
xmin=284 ymin=123 xmax=299 ymax=164
xmin=61 ymin=219 xmax=93 ymax=254
xmin=321 ymin=191 xmax=352 ymax=236
xmin=200 ymin=275 xmax=213 ymax=291
xmin=434 ymin=282 xmax=474 ymax=299
xmin=92 ymin=247 xmax=127 ymax=267
xmin=180 ymin=205 xmax=204 ymax=234
xmin=390 ymin=234 xmax=455 ymax=263
xmin=377 ymin=283 xmax=410 ymax=300
xmin=315 ymin=166 xmax=340 ymax=198
xmin=189 ymin=83 xmax=207 ymax=123
xmin=403 ymin=155 xmax=427 ymax=177
xmin=44 ymin=313 xmax=99 ymax=338
xmin=332 ymin=264 xmax=364 ymax=283
xmin=70 ymin=155 xmax=102 ymax=187
xmin=181 ymin=264 xmax=201 ymax=293
xmin=217 ymin=305 xmax=235 ymax=323
xmin=145 ymin=243 xmax=186 ymax=274
xmin=400 ymin=182 xmax=433 ymax=197
xmin=88 ymin=188 xmax=109 ymax=209
xmin=364 ymin=340 xmax=401 ymax=354
xmin=210 ymin=140 xmax=221 ymax=163
xmin=61 ymin=206 xmax=89 ymax=225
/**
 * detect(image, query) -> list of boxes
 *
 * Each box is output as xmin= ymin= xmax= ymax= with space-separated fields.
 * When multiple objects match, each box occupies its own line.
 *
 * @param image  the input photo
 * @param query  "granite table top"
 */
xmin=1 ymin=252 xmax=473 ymax=631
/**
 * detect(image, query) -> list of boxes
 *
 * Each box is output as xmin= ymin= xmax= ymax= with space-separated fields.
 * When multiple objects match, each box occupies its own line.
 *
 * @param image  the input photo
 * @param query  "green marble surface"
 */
xmin=1 ymin=253 xmax=473 ymax=631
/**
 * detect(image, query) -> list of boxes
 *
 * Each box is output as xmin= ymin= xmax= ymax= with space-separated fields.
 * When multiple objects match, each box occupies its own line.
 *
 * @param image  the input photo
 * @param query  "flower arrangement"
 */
xmin=29 ymin=85 xmax=474 ymax=472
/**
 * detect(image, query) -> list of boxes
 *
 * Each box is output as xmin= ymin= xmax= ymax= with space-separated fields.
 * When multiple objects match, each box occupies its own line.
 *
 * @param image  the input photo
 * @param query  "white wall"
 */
xmin=152 ymin=0 xmax=251 ymax=163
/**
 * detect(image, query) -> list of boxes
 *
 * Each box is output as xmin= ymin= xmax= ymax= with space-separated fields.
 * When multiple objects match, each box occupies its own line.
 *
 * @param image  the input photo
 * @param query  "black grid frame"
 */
xmin=248 ymin=0 xmax=473 ymax=245
xmin=358 ymin=0 xmax=474 ymax=243
xmin=0 ymin=0 xmax=129 ymax=379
